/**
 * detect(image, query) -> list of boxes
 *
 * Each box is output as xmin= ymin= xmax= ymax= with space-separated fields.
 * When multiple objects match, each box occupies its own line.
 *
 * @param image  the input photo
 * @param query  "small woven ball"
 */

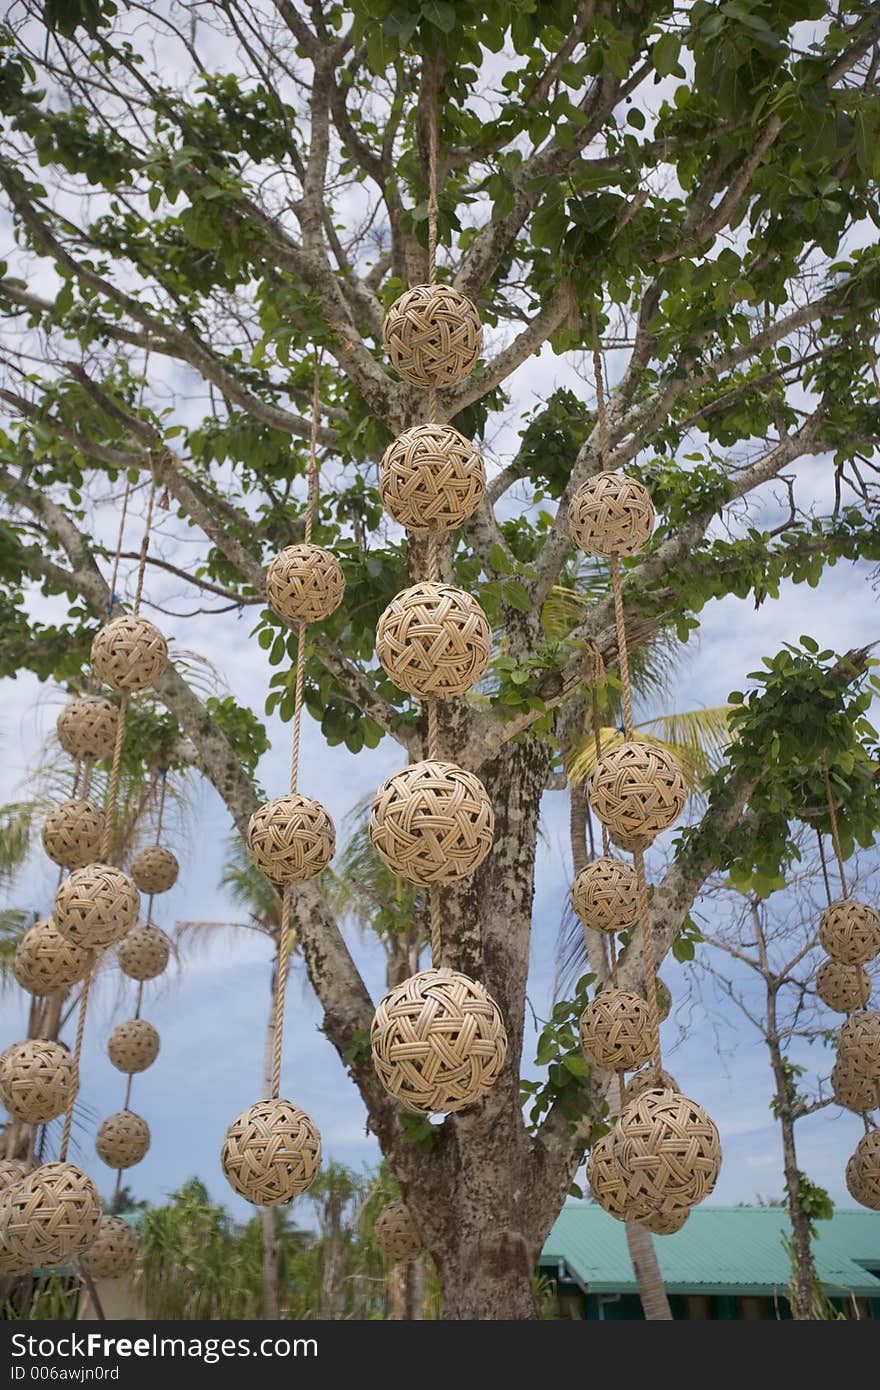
xmin=380 ymin=424 xmax=485 ymax=532
xmin=41 ymin=799 xmax=104 ymax=870
xmin=12 ymin=918 xmax=90 ymax=996
xmin=374 ymin=1201 xmax=423 ymax=1263
xmin=568 ymin=472 xmax=655 ymax=558
xmin=371 ymin=967 xmax=507 ymax=1113
xmin=116 ymin=924 xmax=171 ymax=981
xmin=638 ymin=1206 xmax=690 ymax=1236
xmin=131 ymin=845 xmax=179 ymax=895
xmin=246 ymin=794 xmax=335 ymax=884
xmin=108 ymin=1019 xmax=160 ymax=1074
xmin=571 ymin=856 xmax=639 ymax=934
xmin=0 ymin=1159 xmax=29 ymax=1194
xmin=82 ymin=1215 xmax=139 ymax=1279
xmin=831 ymin=1059 xmax=879 ymax=1115
xmin=383 ymin=283 xmax=482 ymax=388
xmin=57 ymin=695 xmax=118 ymax=761
xmin=91 ymin=615 xmax=168 ymax=692
xmin=96 ymin=1111 xmax=150 ymax=1169
xmin=0 ymin=1040 xmax=73 ymax=1124
xmin=54 ymin=864 xmax=139 ymax=949
xmin=614 ymin=1088 xmax=722 ymax=1218
xmin=625 ymin=1065 xmax=679 ymax=1102
xmin=579 ymin=989 xmax=656 ymax=1072
xmin=590 ymin=740 xmax=687 ymax=838
xmin=221 ymin=1099 xmax=321 ymax=1206
xmin=266 ymin=544 xmax=346 ymax=625
xmin=1 ymin=1162 xmax=101 ymax=1267
xmin=587 ymin=1133 xmax=631 ymax=1220
xmin=837 ymin=1012 xmax=880 ymax=1079
xmin=816 ymin=958 xmax=872 ymax=1013
xmin=370 ymin=760 xmax=494 ymax=886
xmin=845 ymin=1130 xmax=880 ymax=1210
xmin=819 ymin=899 xmax=880 ymax=966
xmin=376 ymin=582 xmax=491 ymax=698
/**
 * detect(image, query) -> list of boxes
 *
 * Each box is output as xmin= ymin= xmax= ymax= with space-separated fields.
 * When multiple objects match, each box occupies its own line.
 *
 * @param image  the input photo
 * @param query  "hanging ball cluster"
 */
xmin=375 ymin=1200 xmax=423 ymax=1263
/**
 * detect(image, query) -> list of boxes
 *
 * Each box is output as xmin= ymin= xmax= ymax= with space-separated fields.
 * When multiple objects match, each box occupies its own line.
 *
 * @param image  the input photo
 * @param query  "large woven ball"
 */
xmin=57 ymin=695 xmax=118 ymax=761
xmin=82 ymin=1215 xmax=138 ymax=1279
xmin=589 ymin=740 xmax=687 ymax=838
xmin=370 ymin=760 xmax=494 ymax=886
xmin=116 ymin=924 xmax=171 ymax=981
xmin=380 ymin=423 xmax=485 ymax=532
xmin=131 ymin=845 xmax=179 ymax=895
xmin=579 ymin=989 xmax=656 ymax=1072
xmin=837 ymin=1012 xmax=880 ymax=1079
xmin=374 ymin=1201 xmax=423 ymax=1263
xmin=91 ymin=615 xmax=168 ymax=691
xmin=0 ymin=1159 xmax=29 ymax=1194
xmin=568 ymin=472 xmax=655 ymax=558
xmin=221 ymin=1099 xmax=321 ymax=1206
xmin=638 ymin=1206 xmax=690 ymax=1236
xmin=587 ymin=1132 xmax=630 ymax=1220
xmin=12 ymin=918 xmax=90 ymax=996
xmin=613 ymin=1088 xmax=722 ymax=1218
xmin=108 ymin=1019 xmax=159 ymax=1074
xmin=376 ymin=582 xmax=491 ymax=698
xmin=0 ymin=1040 xmax=73 ymax=1124
xmin=1 ymin=1162 xmax=101 ymax=1267
xmin=819 ymin=899 xmax=880 ymax=965
xmin=246 ymin=794 xmax=335 ymax=884
xmin=96 ymin=1111 xmax=150 ymax=1169
xmin=625 ymin=1064 xmax=679 ymax=1103
xmin=383 ymin=283 xmax=482 ymax=388
xmin=0 ymin=1240 xmax=33 ymax=1277
xmin=54 ymin=864 xmax=139 ymax=949
xmin=831 ymin=1059 xmax=879 ymax=1115
xmin=816 ymin=958 xmax=871 ymax=1013
xmin=371 ymin=967 xmax=507 ymax=1113
xmin=845 ymin=1131 xmax=880 ymax=1211
xmin=571 ymin=856 xmax=639 ymax=934
xmin=266 ymin=544 xmax=346 ymax=625
xmin=42 ymin=799 xmax=104 ymax=870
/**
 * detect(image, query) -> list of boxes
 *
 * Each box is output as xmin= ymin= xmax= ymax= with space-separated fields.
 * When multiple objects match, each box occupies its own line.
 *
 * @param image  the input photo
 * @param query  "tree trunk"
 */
xmin=765 ymin=981 xmax=815 ymax=1320
xmin=260 ymin=963 xmax=279 ymax=1320
xmin=625 ymin=1221 xmax=673 ymax=1319
xmin=405 ymin=1256 xmax=425 ymax=1319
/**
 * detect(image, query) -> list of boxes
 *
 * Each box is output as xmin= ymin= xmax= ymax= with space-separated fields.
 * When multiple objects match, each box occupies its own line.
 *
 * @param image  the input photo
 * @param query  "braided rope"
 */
xmin=59 ymin=964 xmax=93 ymax=1163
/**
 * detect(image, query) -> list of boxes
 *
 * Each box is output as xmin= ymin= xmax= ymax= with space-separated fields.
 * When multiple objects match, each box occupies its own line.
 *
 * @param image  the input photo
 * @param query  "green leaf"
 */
xmin=652 ymin=34 xmax=681 ymax=78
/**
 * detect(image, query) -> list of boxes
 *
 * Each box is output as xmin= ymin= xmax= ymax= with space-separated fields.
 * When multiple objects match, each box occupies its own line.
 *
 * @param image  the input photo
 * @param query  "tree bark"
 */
xmin=260 ymin=963 xmax=280 ymax=1321
xmin=625 ymin=1221 xmax=673 ymax=1320
xmin=405 ymin=1256 xmax=425 ymax=1320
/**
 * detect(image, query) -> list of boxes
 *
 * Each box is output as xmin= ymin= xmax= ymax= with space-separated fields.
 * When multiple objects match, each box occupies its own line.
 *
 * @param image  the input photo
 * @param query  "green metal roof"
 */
xmin=539 ymin=1205 xmax=880 ymax=1299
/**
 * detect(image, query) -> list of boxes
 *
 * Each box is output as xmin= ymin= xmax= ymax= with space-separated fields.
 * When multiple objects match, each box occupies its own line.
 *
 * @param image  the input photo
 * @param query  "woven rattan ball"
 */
xmin=571 ymin=856 xmax=639 ymax=934
xmin=579 ymin=989 xmax=656 ymax=1072
xmin=614 ymin=1089 xmax=722 ymax=1217
xmin=380 ymin=424 xmax=485 ymax=532
xmin=376 ymin=582 xmax=491 ymax=698
xmin=0 ymin=1040 xmax=73 ymax=1124
xmin=1 ymin=1162 xmax=101 ymax=1267
xmin=371 ymin=967 xmax=507 ymax=1113
xmin=837 ymin=1011 xmax=880 ymax=1079
xmin=819 ymin=899 xmax=880 ymax=966
xmin=816 ymin=958 xmax=872 ymax=1013
xmin=91 ymin=615 xmax=168 ymax=692
xmin=83 ymin=1215 xmax=138 ymax=1279
xmin=831 ymin=1059 xmax=879 ymax=1115
xmin=568 ymin=473 xmax=655 ymax=558
xmin=57 ymin=695 xmax=118 ymax=761
xmin=638 ymin=1206 xmax=690 ymax=1236
xmin=54 ymin=864 xmax=139 ymax=949
xmin=590 ymin=740 xmax=687 ymax=838
xmin=0 ymin=1239 xmax=32 ymax=1277
xmin=625 ymin=1065 xmax=680 ymax=1103
xmin=41 ymin=799 xmax=104 ymax=870
xmin=131 ymin=845 xmax=179 ymax=895
xmin=374 ymin=1201 xmax=423 ymax=1263
xmin=96 ymin=1111 xmax=150 ymax=1170
xmin=370 ymin=760 xmax=494 ymax=886
xmin=845 ymin=1131 xmax=880 ymax=1211
xmin=221 ymin=1099 xmax=321 ymax=1206
xmin=383 ymin=284 xmax=482 ymax=388
xmin=587 ymin=1133 xmax=631 ymax=1221
xmin=266 ymin=544 xmax=346 ymax=625
xmin=246 ymin=794 xmax=335 ymax=885
xmin=0 ymin=1160 xmax=29 ymax=1194
xmin=108 ymin=1019 xmax=159 ymax=1075
xmin=116 ymin=924 xmax=171 ymax=981
xmin=12 ymin=918 xmax=90 ymax=996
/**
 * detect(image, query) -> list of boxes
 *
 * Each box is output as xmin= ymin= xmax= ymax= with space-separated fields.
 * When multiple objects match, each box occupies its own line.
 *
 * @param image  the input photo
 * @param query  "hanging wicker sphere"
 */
xmin=0 ymin=1159 xmax=33 ymax=1269
xmin=383 ymin=283 xmax=482 ymax=388
xmin=587 ymin=1132 xmax=631 ymax=1221
xmin=638 ymin=1206 xmax=690 ymax=1236
xmin=625 ymin=1064 xmax=679 ymax=1102
xmin=0 ymin=1162 xmax=101 ymax=1268
xmin=374 ymin=1201 xmax=423 ymax=1263
xmin=54 ymin=864 xmax=139 ymax=949
xmin=221 ymin=1099 xmax=321 ymax=1206
xmin=266 ymin=544 xmax=346 ymax=625
xmin=57 ymin=695 xmax=118 ymax=762
xmin=0 ymin=1240 xmax=33 ymax=1277
xmin=589 ymin=740 xmax=687 ymax=838
xmin=91 ymin=615 xmax=168 ymax=692
xmin=82 ymin=1215 xmax=138 ymax=1279
xmin=816 ymin=958 xmax=872 ymax=1013
xmin=371 ymin=967 xmax=507 ymax=1113
xmin=12 ymin=918 xmax=90 ymax=996
xmin=845 ymin=1130 xmax=880 ymax=1211
xmin=107 ymin=1019 xmax=160 ymax=1074
xmin=0 ymin=1159 xmax=29 ymax=1194
xmin=819 ymin=899 xmax=880 ymax=966
xmin=380 ymin=423 xmax=485 ymax=532
xmin=568 ymin=473 xmax=655 ymax=558
xmin=837 ymin=1012 xmax=880 ymax=1079
xmin=376 ymin=582 xmax=491 ymax=698
xmin=578 ymin=989 xmax=656 ymax=1072
xmin=612 ymin=831 xmax=656 ymax=855
xmin=96 ymin=1111 xmax=150 ymax=1169
xmin=831 ymin=1059 xmax=879 ymax=1115
xmin=246 ymin=794 xmax=335 ymax=884
xmin=116 ymin=924 xmax=171 ymax=981
xmin=41 ymin=799 xmax=104 ymax=870
xmin=614 ymin=1088 xmax=722 ymax=1217
xmin=571 ymin=856 xmax=639 ymax=934
xmin=0 ymin=1040 xmax=73 ymax=1124
xmin=370 ymin=760 xmax=494 ymax=886
xmin=131 ymin=845 xmax=179 ymax=895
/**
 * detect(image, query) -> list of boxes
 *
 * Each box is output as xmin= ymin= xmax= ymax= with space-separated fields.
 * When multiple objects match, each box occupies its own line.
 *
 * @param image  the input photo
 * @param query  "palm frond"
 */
xmin=0 ymin=801 xmax=39 ymax=886
xmin=566 ymin=706 xmax=733 ymax=793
